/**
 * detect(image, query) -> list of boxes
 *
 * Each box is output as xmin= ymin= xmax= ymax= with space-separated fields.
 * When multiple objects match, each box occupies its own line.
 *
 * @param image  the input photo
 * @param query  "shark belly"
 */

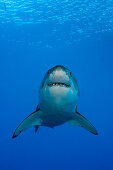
xmin=40 ymin=109 xmax=74 ymax=128
xmin=39 ymin=86 xmax=77 ymax=127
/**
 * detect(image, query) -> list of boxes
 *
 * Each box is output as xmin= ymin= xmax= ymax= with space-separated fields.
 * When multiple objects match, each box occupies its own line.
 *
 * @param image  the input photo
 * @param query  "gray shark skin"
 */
xmin=12 ymin=65 xmax=98 ymax=138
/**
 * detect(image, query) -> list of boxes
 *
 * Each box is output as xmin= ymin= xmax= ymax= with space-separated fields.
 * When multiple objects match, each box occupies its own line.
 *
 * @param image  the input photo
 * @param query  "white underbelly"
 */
xmin=39 ymin=86 xmax=78 ymax=112
xmin=39 ymin=86 xmax=78 ymax=127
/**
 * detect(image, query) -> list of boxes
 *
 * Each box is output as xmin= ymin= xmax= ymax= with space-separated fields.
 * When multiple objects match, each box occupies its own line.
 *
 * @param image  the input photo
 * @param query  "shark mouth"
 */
xmin=47 ymin=82 xmax=71 ymax=88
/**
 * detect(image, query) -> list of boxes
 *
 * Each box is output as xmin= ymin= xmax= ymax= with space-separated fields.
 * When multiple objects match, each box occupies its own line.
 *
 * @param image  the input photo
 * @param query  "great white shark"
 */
xmin=12 ymin=65 xmax=98 ymax=138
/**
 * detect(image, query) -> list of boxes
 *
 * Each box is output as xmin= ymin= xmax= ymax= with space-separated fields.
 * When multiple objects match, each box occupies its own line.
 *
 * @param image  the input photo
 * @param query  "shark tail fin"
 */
xmin=68 ymin=112 xmax=98 ymax=135
xmin=12 ymin=110 xmax=42 ymax=138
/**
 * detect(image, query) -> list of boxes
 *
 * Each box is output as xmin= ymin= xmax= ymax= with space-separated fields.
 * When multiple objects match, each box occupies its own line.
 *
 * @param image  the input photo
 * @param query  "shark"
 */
xmin=12 ymin=65 xmax=98 ymax=138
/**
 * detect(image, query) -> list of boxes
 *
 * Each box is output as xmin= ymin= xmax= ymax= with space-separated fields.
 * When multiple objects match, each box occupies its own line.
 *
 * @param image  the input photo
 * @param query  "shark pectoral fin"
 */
xmin=68 ymin=112 xmax=98 ymax=135
xmin=12 ymin=110 xmax=42 ymax=138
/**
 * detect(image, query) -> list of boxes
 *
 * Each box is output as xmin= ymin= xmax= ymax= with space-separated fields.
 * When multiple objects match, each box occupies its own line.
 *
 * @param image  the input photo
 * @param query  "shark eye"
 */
xmin=70 ymin=72 xmax=72 ymax=76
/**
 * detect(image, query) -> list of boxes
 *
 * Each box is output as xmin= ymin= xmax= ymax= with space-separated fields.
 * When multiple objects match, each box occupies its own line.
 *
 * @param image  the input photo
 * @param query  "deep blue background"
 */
xmin=0 ymin=5 xmax=113 ymax=170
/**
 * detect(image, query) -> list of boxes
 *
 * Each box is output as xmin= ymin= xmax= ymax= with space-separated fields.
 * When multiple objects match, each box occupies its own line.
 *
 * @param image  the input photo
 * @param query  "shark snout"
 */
xmin=48 ymin=66 xmax=70 ymax=86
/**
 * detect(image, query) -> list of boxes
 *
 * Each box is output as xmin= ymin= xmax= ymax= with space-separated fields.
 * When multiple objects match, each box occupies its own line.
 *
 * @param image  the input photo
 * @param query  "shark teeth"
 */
xmin=48 ymin=83 xmax=70 ymax=87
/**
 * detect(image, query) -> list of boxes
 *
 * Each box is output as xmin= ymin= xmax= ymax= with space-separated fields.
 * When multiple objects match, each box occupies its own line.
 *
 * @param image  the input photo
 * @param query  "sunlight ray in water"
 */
xmin=0 ymin=0 xmax=113 ymax=47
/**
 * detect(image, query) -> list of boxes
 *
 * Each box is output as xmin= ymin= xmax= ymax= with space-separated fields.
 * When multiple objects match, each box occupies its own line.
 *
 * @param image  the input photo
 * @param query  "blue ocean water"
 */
xmin=0 ymin=0 xmax=113 ymax=170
